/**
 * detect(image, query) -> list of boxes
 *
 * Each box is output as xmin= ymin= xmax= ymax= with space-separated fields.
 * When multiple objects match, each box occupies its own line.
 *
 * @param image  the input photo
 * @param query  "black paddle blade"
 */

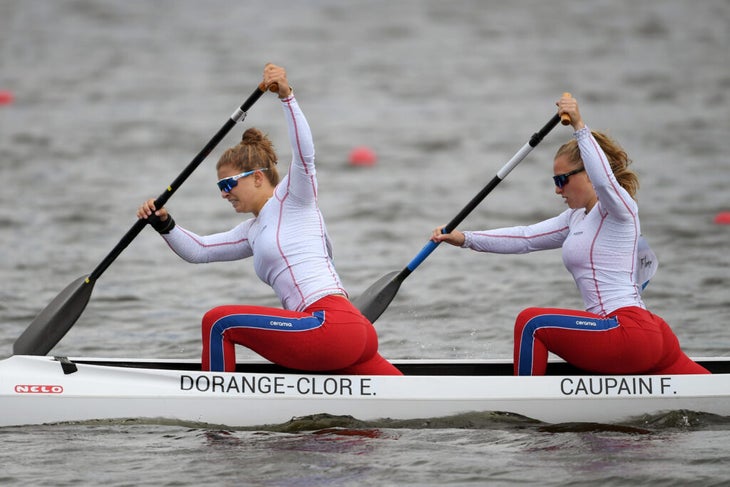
xmin=353 ymin=270 xmax=406 ymax=323
xmin=13 ymin=275 xmax=95 ymax=356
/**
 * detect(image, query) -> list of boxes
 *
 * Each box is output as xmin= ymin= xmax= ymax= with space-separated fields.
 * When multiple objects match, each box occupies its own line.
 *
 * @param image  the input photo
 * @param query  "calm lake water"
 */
xmin=1 ymin=0 xmax=729 ymax=485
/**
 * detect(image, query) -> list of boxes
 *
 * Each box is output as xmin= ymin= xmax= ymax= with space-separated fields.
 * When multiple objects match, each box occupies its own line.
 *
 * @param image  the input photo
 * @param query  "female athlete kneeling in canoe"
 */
xmin=138 ymin=63 xmax=401 ymax=375
xmin=432 ymin=94 xmax=709 ymax=376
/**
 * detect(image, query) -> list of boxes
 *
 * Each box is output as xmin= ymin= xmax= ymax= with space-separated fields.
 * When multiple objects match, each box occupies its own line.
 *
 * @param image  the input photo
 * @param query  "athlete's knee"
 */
xmin=515 ymin=308 xmax=545 ymax=324
xmin=202 ymin=306 xmax=228 ymax=326
xmin=202 ymin=305 xmax=247 ymax=334
xmin=514 ymin=307 xmax=543 ymax=333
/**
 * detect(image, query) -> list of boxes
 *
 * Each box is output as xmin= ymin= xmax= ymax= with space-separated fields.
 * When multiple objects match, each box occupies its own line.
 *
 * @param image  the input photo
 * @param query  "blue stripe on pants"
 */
xmin=209 ymin=311 xmax=325 ymax=371
xmin=517 ymin=313 xmax=620 ymax=375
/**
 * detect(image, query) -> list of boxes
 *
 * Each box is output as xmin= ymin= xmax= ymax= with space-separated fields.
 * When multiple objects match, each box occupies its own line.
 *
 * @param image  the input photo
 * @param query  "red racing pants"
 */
xmin=201 ymin=294 xmax=402 ymax=375
xmin=514 ymin=306 xmax=710 ymax=376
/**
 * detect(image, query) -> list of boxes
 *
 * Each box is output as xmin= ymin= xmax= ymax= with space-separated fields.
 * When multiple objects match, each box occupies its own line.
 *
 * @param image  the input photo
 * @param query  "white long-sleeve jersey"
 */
xmin=463 ymin=127 xmax=645 ymax=317
xmin=160 ymin=95 xmax=346 ymax=312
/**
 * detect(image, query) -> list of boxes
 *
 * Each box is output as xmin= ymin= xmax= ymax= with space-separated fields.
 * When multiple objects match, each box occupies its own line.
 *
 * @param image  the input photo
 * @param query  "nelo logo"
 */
xmin=14 ymin=384 xmax=64 ymax=394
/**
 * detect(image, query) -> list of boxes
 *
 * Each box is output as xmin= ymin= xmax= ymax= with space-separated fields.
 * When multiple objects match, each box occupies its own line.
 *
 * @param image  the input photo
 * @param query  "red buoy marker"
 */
xmin=348 ymin=146 xmax=377 ymax=166
xmin=0 ymin=90 xmax=14 ymax=105
xmin=713 ymin=211 xmax=730 ymax=225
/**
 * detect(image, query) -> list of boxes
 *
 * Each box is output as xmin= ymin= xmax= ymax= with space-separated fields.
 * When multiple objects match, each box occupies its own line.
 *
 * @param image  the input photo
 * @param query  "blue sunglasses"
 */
xmin=553 ymin=167 xmax=585 ymax=189
xmin=217 ymin=168 xmax=269 ymax=192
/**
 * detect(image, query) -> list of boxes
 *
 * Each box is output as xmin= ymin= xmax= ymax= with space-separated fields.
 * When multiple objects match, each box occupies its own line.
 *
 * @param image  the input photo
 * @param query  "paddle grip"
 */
xmin=259 ymin=81 xmax=278 ymax=93
xmin=560 ymin=92 xmax=572 ymax=126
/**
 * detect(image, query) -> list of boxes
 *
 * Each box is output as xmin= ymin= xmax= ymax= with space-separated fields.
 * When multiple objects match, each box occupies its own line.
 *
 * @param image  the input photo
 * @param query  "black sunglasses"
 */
xmin=553 ymin=167 xmax=585 ymax=189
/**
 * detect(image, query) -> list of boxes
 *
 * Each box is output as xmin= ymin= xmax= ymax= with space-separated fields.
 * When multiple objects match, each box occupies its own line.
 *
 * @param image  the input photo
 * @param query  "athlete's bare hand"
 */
xmin=431 ymin=226 xmax=465 ymax=246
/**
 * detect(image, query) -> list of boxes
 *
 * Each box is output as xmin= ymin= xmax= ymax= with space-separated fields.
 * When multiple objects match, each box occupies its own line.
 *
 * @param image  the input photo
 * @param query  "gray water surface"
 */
xmin=1 ymin=1 xmax=729 ymax=485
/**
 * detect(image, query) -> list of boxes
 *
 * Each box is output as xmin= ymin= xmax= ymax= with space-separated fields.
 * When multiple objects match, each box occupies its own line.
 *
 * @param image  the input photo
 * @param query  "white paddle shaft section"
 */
xmin=497 ymin=142 xmax=533 ymax=180
xmin=230 ymin=107 xmax=247 ymax=123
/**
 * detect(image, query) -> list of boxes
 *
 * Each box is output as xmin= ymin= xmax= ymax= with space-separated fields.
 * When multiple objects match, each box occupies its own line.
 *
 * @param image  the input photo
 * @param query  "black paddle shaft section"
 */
xmin=88 ymin=86 xmax=265 ymax=282
xmin=443 ymin=113 xmax=561 ymax=235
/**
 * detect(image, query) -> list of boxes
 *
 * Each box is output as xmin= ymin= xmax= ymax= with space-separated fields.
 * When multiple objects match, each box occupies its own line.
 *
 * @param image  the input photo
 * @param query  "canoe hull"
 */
xmin=2 ymin=355 xmax=729 ymax=427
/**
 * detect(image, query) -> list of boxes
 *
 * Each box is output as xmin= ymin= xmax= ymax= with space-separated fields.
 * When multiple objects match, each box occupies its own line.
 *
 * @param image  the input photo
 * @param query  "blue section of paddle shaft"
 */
xmin=406 ymin=239 xmax=440 ymax=272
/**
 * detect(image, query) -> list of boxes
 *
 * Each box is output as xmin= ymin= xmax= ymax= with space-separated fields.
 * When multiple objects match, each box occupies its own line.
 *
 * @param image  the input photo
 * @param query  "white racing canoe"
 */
xmin=1 ymin=355 xmax=729 ymax=428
